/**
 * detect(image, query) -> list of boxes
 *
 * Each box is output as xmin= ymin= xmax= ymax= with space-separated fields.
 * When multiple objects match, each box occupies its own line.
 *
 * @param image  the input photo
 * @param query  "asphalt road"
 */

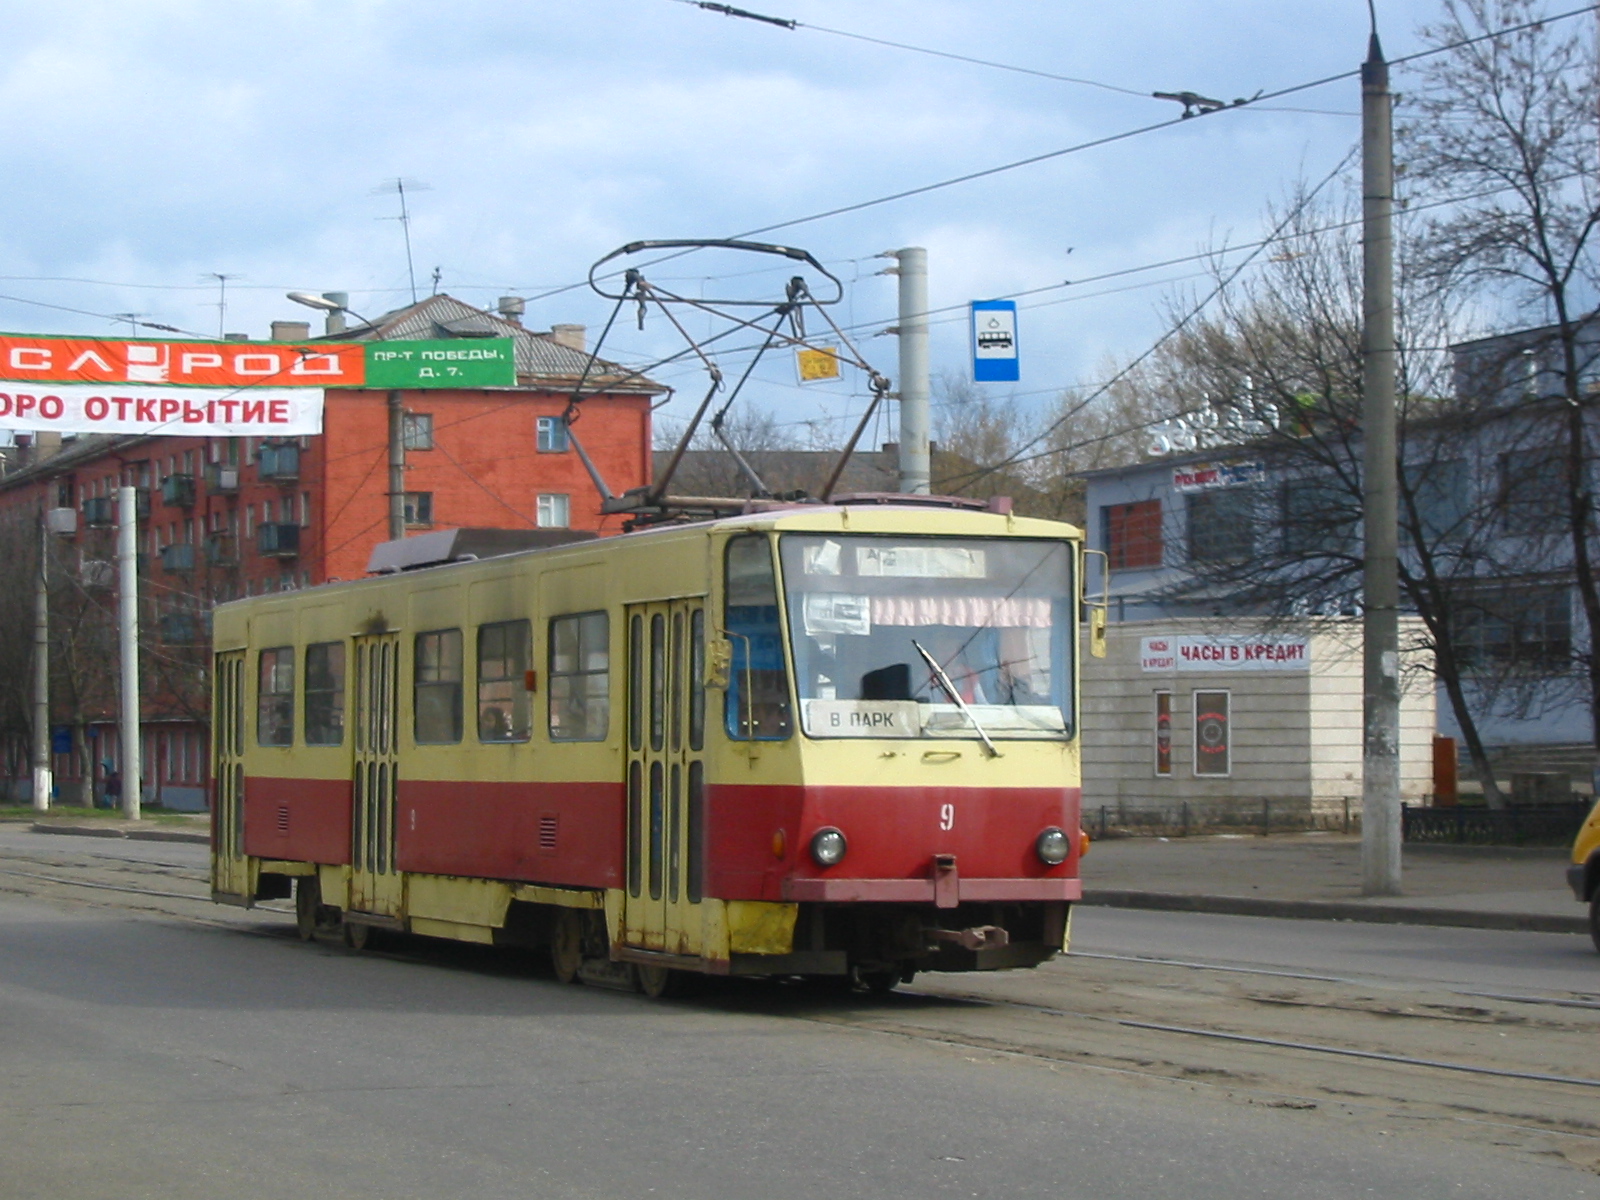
xmin=5 ymin=893 xmax=1599 ymax=1200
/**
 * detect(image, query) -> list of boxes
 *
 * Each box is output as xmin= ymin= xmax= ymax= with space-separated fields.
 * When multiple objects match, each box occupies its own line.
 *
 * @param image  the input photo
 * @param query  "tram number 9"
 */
xmin=938 ymin=803 xmax=955 ymax=831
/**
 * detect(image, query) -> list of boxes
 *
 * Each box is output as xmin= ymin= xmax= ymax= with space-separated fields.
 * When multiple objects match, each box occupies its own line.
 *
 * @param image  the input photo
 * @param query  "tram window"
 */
xmin=650 ymin=613 xmax=666 ymax=752
xmin=686 ymin=759 xmax=705 ymax=903
xmin=724 ymin=535 xmax=793 ymax=740
xmin=549 ymin=612 xmax=610 ymax=741
xmin=628 ymin=614 xmax=643 ymax=752
xmin=256 ymin=647 xmax=294 ymax=747
xmin=689 ymin=608 xmax=706 ymax=752
xmin=477 ymin=620 xmax=532 ymax=742
xmin=414 ymin=629 xmax=464 ymax=744
xmin=304 ymin=642 xmax=345 ymax=746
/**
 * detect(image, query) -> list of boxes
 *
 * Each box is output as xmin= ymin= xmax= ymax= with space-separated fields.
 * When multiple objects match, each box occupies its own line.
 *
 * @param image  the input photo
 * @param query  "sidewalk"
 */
xmin=1080 ymin=832 xmax=1587 ymax=934
xmin=18 ymin=813 xmax=209 ymax=845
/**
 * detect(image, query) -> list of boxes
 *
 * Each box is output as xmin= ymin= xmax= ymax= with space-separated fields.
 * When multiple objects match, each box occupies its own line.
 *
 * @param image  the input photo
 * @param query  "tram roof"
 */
xmin=214 ymin=501 xmax=1083 ymax=616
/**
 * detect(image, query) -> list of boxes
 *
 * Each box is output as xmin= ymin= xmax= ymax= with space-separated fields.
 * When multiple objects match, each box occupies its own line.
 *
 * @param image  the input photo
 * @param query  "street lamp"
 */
xmin=285 ymin=292 xmax=406 ymax=541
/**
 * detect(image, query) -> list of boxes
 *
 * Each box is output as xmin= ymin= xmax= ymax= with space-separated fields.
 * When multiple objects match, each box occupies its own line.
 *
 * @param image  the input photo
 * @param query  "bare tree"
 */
xmin=1404 ymin=0 xmax=1600 ymax=788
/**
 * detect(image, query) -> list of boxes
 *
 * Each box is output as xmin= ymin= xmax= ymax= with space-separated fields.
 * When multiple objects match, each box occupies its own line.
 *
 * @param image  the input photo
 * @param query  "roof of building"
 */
xmin=330 ymin=293 xmax=662 ymax=393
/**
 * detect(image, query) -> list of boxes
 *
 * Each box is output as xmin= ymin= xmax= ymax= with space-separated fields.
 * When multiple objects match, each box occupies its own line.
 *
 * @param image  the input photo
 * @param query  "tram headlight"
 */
xmin=810 ymin=827 xmax=848 ymax=868
xmin=1035 ymin=827 xmax=1071 ymax=866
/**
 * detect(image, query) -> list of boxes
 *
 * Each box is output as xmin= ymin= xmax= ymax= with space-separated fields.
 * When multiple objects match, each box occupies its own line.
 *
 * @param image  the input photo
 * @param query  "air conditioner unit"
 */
xmin=45 ymin=507 xmax=78 ymax=536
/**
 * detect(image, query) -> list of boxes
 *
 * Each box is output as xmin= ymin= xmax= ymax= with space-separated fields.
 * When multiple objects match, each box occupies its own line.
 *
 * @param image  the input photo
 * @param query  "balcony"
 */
xmin=258 ymin=443 xmax=300 ymax=483
xmin=257 ymin=523 xmax=300 ymax=557
xmin=160 ymin=474 xmax=196 ymax=508
xmin=160 ymin=543 xmax=196 ymax=573
xmin=203 ymin=463 xmax=239 ymax=493
xmin=82 ymin=497 xmax=114 ymax=528
xmin=159 ymin=611 xmax=210 ymax=645
xmin=204 ymin=533 xmax=238 ymax=568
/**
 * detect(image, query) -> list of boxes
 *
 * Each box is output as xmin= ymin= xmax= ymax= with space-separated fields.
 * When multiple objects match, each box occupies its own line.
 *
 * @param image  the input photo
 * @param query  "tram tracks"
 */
xmin=4 ymin=836 xmax=1598 ymax=1172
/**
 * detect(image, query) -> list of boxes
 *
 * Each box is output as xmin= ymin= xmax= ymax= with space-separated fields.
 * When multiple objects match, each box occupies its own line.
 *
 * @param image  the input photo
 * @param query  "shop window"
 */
xmin=1154 ymin=691 xmax=1172 ymax=777
xmin=1193 ymin=690 xmax=1230 ymax=777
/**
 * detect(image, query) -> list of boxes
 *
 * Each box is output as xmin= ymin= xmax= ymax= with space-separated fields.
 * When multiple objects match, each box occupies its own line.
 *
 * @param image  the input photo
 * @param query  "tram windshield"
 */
xmin=778 ymin=534 xmax=1074 ymax=740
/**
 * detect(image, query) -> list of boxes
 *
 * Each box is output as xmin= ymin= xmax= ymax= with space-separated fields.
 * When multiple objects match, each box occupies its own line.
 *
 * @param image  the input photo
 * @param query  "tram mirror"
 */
xmin=706 ymin=637 xmax=733 ymax=688
xmin=1090 ymin=608 xmax=1107 ymax=659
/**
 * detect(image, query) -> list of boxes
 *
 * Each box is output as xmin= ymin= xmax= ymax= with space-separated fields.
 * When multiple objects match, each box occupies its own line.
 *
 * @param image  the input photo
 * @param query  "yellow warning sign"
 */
xmin=796 ymin=345 xmax=842 ymax=383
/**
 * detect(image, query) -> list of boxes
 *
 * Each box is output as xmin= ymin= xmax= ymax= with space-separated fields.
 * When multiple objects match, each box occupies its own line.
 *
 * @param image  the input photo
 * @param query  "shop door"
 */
xmin=622 ymin=601 xmax=708 ymax=955
xmin=211 ymin=650 xmax=248 ymax=898
xmin=350 ymin=632 xmax=404 ymax=917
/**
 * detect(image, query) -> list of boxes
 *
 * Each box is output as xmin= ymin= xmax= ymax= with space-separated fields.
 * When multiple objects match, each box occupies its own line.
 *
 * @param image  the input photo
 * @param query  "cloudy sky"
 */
xmin=0 ymin=0 xmax=1483 ymax=442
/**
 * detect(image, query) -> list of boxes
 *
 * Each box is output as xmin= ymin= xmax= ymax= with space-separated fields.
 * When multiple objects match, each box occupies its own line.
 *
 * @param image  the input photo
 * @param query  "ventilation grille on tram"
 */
xmin=538 ymin=814 xmax=559 ymax=854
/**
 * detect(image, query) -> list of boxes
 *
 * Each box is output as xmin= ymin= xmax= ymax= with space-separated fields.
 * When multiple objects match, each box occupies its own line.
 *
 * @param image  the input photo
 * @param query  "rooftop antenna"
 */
xmin=204 ymin=273 xmax=239 ymax=338
xmin=430 ymin=265 xmax=442 ymax=296
xmin=374 ymin=177 xmax=431 ymax=304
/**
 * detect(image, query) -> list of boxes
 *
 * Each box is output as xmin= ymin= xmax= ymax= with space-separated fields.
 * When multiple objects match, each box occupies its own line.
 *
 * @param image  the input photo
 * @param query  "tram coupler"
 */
xmin=925 ymin=925 xmax=1009 ymax=952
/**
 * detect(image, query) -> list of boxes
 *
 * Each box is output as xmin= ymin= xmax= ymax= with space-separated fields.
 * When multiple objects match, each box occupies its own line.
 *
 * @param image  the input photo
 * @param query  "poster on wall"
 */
xmin=1154 ymin=691 xmax=1172 ymax=776
xmin=1193 ymin=690 xmax=1230 ymax=777
xmin=1140 ymin=634 xmax=1309 ymax=672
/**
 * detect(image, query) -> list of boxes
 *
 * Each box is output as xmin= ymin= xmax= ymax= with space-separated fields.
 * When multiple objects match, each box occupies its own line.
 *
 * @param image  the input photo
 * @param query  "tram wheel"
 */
xmin=636 ymin=963 xmax=678 ymax=999
xmin=343 ymin=919 xmax=372 ymax=952
xmin=550 ymin=910 xmax=584 ymax=984
xmin=861 ymin=966 xmax=913 ymax=995
xmin=294 ymin=877 xmax=320 ymax=942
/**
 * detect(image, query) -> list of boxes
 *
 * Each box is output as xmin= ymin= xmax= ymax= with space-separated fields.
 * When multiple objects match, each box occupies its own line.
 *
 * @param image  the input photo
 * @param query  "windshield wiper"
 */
xmin=911 ymin=639 xmax=1001 ymax=758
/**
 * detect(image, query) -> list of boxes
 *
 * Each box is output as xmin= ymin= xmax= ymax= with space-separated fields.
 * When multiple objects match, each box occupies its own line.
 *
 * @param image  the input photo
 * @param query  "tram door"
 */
xmin=212 ymin=650 xmax=248 ymax=898
xmin=622 ymin=600 xmax=708 ymax=955
xmin=350 ymin=633 xmax=404 ymax=917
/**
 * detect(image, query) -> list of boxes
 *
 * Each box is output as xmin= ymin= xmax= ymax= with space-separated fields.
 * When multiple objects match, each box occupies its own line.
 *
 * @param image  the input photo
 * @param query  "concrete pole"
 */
xmin=893 ymin=247 xmax=931 ymax=495
xmin=387 ymin=389 xmax=407 ymax=541
xmin=1361 ymin=33 xmax=1401 ymax=895
xmin=31 ymin=512 xmax=51 ymax=813
xmin=117 ymin=486 xmax=141 ymax=821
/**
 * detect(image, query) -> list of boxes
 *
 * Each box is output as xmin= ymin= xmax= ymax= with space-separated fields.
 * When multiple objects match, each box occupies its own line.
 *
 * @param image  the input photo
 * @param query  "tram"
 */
xmin=211 ymin=498 xmax=1095 ymax=993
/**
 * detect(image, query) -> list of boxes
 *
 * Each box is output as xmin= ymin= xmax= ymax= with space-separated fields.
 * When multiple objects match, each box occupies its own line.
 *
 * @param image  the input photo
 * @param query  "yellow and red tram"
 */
xmin=211 ymin=500 xmax=1091 ymax=993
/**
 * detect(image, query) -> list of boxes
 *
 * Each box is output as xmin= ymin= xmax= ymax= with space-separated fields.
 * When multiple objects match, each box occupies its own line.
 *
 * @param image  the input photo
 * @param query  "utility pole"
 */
xmin=891 ymin=247 xmax=931 ymax=495
xmin=1361 ymin=27 xmax=1401 ymax=895
xmin=387 ymin=390 xmax=407 ymax=540
xmin=117 ymin=485 xmax=141 ymax=821
xmin=31 ymin=510 xmax=51 ymax=813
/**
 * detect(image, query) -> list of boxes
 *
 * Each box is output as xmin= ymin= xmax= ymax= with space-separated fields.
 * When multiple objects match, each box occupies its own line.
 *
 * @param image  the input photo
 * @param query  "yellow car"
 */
xmin=1570 ymin=797 xmax=1600 ymax=952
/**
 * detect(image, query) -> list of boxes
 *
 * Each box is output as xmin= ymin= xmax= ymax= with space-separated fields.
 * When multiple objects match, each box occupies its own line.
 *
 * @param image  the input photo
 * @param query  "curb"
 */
xmin=1079 ymin=889 xmax=1589 ymax=935
xmin=30 ymin=822 xmax=209 ymax=846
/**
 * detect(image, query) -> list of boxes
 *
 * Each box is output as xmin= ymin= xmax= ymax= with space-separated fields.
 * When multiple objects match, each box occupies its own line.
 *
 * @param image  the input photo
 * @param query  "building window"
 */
xmin=1154 ymin=690 xmax=1172 ymax=777
xmin=477 ymin=620 xmax=532 ymax=742
xmin=300 ymin=491 xmax=311 ymax=527
xmin=403 ymin=412 xmax=434 ymax=451
xmin=414 ymin=629 xmax=463 ymax=743
xmin=404 ymin=492 xmax=434 ymax=528
xmin=1498 ymin=447 xmax=1566 ymax=535
xmin=1193 ymin=689 xmax=1230 ymax=777
xmin=537 ymin=416 xmax=570 ymax=453
xmin=1456 ymin=583 xmax=1572 ymax=674
xmin=1281 ymin=477 xmax=1358 ymax=556
xmin=549 ymin=612 xmax=609 ymax=741
xmin=1187 ymin=489 xmax=1255 ymax=562
xmin=304 ymin=642 xmax=345 ymax=746
xmin=1406 ymin=460 xmax=1468 ymax=543
xmin=257 ymin=647 xmax=294 ymax=747
xmin=1100 ymin=499 xmax=1162 ymax=570
xmin=537 ymin=493 xmax=570 ymax=528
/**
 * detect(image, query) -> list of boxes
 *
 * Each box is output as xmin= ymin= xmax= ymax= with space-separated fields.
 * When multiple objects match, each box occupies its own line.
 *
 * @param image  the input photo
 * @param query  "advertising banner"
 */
xmin=1140 ymin=634 xmax=1310 ymax=672
xmin=0 ymin=332 xmax=519 ymax=436
xmin=0 ymin=385 xmax=324 ymax=435
xmin=1171 ymin=459 xmax=1266 ymax=492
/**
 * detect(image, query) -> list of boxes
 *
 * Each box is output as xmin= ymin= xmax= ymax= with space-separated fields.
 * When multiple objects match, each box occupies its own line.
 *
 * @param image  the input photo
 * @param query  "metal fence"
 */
xmin=1400 ymin=801 xmax=1590 ymax=847
xmin=1084 ymin=798 xmax=1359 ymax=840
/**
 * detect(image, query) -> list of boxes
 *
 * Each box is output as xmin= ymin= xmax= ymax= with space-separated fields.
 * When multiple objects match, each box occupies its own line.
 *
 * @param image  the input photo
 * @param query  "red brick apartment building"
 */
xmin=0 ymin=294 xmax=658 ymax=808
